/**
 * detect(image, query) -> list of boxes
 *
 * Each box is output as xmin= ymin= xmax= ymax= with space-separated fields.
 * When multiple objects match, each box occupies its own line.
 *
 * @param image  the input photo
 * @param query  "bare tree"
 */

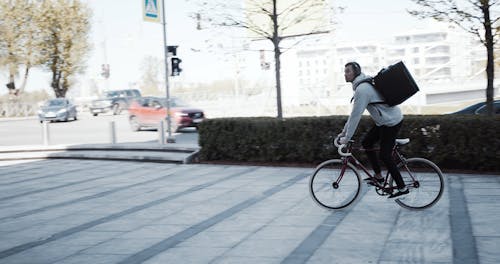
xmin=195 ymin=0 xmax=333 ymax=118
xmin=0 ymin=0 xmax=45 ymax=97
xmin=38 ymin=0 xmax=91 ymax=98
xmin=409 ymin=0 xmax=500 ymax=116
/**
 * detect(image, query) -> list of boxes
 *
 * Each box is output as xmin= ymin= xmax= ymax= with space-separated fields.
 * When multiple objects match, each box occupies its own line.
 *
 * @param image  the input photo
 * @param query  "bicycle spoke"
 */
xmin=309 ymin=160 xmax=361 ymax=210
xmin=396 ymin=158 xmax=444 ymax=210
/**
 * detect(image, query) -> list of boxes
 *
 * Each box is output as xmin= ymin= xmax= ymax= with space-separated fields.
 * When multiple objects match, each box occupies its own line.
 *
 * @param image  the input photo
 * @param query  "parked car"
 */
xmin=38 ymin=98 xmax=78 ymax=123
xmin=128 ymin=97 xmax=205 ymax=132
xmin=89 ymin=89 xmax=141 ymax=116
xmin=448 ymin=100 xmax=500 ymax=115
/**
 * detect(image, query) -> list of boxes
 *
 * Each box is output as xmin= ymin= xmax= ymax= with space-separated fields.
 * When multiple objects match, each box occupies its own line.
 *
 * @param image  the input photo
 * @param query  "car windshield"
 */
xmin=158 ymin=98 xmax=188 ymax=107
xmin=104 ymin=91 xmax=121 ymax=98
xmin=45 ymin=99 xmax=66 ymax=107
xmin=475 ymin=102 xmax=500 ymax=115
xmin=103 ymin=90 xmax=140 ymax=98
xmin=127 ymin=90 xmax=141 ymax=97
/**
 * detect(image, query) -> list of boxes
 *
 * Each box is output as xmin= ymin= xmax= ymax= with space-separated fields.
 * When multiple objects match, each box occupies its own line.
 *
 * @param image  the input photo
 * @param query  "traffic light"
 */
xmin=171 ymin=57 xmax=182 ymax=76
xmin=101 ymin=64 xmax=110 ymax=78
xmin=167 ymin=45 xmax=178 ymax=56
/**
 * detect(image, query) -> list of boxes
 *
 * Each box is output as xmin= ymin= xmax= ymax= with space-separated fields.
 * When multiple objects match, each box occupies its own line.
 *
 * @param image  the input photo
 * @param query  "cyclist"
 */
xmin=337 ymin=62 xmax=408 ymax=198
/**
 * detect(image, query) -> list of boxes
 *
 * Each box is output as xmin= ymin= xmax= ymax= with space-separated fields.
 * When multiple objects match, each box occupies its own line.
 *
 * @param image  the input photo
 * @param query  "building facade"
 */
xmin=281 ymin=24 xmax=498 ymax=112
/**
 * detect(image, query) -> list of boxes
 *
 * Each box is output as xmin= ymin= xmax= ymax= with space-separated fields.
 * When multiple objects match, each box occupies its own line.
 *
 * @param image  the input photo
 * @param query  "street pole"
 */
xmin=161 ymin=0 xmax=175 ymax=143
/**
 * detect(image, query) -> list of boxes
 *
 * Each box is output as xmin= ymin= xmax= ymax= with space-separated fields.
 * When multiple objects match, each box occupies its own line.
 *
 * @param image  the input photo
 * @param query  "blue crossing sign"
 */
xmin=143 ymin=0 xmax=161 ymax=23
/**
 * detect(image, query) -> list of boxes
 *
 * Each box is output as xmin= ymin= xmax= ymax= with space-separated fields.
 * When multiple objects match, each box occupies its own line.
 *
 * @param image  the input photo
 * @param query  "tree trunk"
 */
xmin=52 ymin=71 xmax=66 ymax=98
xmin=17 ymin=65 xmax=31 ymax=96
xmin=7 ymin=73 xmax=16 ymax=96
xmin=482 ymin=2 xmax=495 ymax=116
xmin=272 ymin=0 xmax=283 ymax=119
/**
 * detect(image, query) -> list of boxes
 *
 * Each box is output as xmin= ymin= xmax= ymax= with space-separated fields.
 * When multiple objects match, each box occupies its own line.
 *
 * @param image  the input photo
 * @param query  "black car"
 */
xmin=89 ymin=89 xmax=141 ymax=116
xmin=38 ymin=98 xmax=78 ymax=122
xmin=449 ymin=100 xmax=500 ymax=115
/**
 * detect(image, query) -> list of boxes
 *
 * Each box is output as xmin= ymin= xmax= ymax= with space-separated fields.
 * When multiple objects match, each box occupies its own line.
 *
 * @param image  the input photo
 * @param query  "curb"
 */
xmin=0 ymin=143 xmax=200 ymax=164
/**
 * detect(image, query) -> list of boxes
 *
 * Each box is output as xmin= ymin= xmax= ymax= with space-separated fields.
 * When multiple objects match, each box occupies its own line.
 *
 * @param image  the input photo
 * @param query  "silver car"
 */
xmin=38 ymin=98 xmax=78 ymax=123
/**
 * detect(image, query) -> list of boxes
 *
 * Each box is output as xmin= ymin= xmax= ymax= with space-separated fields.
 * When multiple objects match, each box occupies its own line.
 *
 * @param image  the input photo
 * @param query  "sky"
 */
xmin=0 ymin=0 xmax=446 ymax=97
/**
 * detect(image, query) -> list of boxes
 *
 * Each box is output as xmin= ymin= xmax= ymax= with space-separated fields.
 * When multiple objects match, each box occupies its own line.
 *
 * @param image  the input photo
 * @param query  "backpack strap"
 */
xmin=355 ymin=77 xmax=374 ymax=89
xmin=354 ymin=77 xmax=387 ymax=106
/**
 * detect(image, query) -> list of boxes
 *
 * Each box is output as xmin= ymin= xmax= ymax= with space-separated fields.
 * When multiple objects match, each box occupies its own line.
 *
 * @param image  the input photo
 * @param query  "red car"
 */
xmin=128 ymin=97 xmax=205 ymax=132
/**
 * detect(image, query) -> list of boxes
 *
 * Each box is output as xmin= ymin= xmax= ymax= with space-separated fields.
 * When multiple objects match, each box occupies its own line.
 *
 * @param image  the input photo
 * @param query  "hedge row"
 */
xmin=198 ymin=115 xmax=500 ymax=172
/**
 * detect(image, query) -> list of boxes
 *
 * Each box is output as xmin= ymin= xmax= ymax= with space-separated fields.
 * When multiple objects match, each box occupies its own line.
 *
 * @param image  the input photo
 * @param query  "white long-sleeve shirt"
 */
xmin=343 ymin=73 xmax=403 ymax=140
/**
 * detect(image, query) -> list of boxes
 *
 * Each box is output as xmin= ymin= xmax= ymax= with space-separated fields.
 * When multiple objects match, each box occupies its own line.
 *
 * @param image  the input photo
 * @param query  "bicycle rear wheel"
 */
xmin=309 ymin=159 xmax=361 ymax=210
xmin=395 ymin=158 xmax=444 ymax=210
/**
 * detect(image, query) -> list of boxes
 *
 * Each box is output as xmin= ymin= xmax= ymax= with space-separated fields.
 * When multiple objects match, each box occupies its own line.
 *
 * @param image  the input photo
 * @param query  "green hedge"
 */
xmin=198 ymin=115 xmax=500 ymax=172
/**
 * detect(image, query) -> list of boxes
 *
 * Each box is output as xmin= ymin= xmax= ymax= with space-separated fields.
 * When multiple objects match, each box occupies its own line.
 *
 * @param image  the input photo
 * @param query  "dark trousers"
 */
xmin=361 ymin=121 xmax=405 ymax=189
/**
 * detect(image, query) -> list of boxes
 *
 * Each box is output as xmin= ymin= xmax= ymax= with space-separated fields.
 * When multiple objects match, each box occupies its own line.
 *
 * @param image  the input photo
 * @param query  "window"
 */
xmin=426 ymin=67 xmax=451 ymax=76
xmin=425 ymin=56 xmax=450 ymax=64
xmin=427 ymin=46 xmax=450 ymax=54
xmin=338 ymin=47 xmax=355 ymax=54
xmin=388 ymin=49 xmax=405 ymax=56
xmin=358 ymin=46 xmax=376 ymax=53
xmin=149 ymin=100 xmax=162 ymax=108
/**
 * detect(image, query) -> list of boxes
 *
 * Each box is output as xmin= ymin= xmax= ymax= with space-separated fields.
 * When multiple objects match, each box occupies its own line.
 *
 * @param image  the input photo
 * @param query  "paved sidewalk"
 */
xmin=0 ymin=159 xmax=499 ymax=264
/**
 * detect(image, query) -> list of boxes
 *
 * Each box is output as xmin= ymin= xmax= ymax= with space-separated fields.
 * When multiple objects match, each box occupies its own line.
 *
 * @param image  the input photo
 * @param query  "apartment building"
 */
xmin=285 ymin=25 xmax=495 ymax=108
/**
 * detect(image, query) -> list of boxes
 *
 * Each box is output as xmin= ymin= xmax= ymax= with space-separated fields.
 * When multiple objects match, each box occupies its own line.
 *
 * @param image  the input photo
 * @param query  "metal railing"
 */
xmin=0 ymin=102 xmax=38 ymax=117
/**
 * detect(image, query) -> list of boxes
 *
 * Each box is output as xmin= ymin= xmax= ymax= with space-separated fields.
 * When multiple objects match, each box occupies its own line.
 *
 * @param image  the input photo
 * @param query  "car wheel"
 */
xmin=93 ymin=113 xmax=98 ymax=116
xmin=130 ymin=116 xmax=141 ymax=131
xmin=74 ymin=115 xmax=77 ymax=121
xmin=113 ymin=104 xmax=121 ymax=115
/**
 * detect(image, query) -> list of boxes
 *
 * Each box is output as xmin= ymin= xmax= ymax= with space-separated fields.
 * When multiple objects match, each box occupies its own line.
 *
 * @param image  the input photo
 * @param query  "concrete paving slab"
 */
xmin=0 ymin=159 xmax=498 ymax=264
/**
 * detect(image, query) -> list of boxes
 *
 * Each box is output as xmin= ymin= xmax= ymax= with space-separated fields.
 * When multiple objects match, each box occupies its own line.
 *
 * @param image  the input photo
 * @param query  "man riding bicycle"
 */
xmin=338 ymin=62 xmax=408 ymax=198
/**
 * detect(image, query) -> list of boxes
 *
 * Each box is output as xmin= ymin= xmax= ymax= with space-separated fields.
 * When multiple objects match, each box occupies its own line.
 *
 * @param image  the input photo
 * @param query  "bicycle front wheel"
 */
xmin=309 ymin=159 xmax=361 ymax=210
xmin=395 ymin=158 xmax=444 ymax=210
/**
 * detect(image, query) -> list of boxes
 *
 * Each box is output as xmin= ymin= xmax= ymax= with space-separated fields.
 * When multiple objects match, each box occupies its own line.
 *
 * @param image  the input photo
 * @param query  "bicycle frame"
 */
xmin=337 ymin=143 xmax=417 ymax=193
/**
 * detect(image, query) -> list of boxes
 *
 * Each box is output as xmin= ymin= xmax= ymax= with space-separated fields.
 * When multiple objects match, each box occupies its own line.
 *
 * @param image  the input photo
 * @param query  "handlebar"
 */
xmin=337 ymin=144 xmax=352 ymax=157
xmin=334 ymin=135 xmax=352 ymax=157
xmin=333 ymin=135 xmax=341 ymax=147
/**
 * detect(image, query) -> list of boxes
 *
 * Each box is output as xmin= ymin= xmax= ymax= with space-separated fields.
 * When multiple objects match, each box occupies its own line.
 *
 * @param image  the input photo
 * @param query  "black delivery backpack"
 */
xmin=367 ymin=61 xmax=420 ymax=106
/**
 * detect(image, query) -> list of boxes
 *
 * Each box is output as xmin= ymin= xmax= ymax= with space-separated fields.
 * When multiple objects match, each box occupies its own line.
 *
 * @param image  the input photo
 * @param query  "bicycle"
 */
xmin=309 ymin=136 xmax=444 ymax=210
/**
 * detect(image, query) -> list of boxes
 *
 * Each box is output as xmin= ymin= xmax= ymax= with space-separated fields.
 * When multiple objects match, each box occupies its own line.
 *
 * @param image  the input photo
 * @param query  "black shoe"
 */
xmin=388 ymin=188 xmax=409 ymax=199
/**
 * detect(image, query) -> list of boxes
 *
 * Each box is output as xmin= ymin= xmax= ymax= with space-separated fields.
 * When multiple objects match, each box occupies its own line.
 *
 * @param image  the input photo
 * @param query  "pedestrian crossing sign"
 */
xmin=143 ymin=0 xmax=161 ymax=23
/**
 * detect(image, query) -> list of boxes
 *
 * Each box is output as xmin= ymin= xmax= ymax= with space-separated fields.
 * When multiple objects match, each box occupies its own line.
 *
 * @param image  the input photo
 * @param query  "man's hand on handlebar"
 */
xmin=334 ymin=132 xmax=348 ymax=145
xmin=334 ymin=132 xmax=352 ymax=156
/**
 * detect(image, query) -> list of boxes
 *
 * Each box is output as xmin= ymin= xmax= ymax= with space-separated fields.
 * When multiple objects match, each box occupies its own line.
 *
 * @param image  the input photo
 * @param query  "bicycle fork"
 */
xmin=332 ymin=158 xmax=350 ymax=189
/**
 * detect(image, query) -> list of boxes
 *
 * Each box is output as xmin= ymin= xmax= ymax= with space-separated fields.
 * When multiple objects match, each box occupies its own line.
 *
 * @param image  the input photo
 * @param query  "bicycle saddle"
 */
xmin=396 ymin=138 xmax=410 ymax=145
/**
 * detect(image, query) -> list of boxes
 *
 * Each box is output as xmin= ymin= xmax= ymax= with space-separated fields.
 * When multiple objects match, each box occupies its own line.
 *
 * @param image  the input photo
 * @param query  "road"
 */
xmin=0 ymin=112 xmax=198 ymax=146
